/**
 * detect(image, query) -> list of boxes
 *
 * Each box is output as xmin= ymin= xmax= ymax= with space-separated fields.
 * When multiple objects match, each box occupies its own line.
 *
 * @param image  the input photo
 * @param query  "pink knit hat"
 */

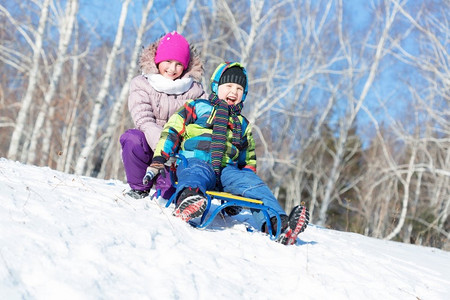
xmin=154 ymin=31 xmax=190 ymax=70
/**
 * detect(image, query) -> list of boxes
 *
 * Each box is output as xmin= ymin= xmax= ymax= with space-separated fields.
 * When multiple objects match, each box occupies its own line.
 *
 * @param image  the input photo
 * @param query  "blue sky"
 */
xmin=78 ymin=0 xmax=187 ymax=41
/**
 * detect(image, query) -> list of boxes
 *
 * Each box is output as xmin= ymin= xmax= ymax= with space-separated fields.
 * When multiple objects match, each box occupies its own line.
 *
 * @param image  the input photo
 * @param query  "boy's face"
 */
xmin=158 ymin=60 xmax=184 ymax=80
xmin=218 ymin=83 xmax=244 ymax=106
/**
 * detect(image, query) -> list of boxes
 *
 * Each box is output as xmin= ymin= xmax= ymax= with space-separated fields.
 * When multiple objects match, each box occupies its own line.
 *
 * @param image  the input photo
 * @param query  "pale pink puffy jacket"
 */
xmin=128 ymin=38 xmax=205 ymax=151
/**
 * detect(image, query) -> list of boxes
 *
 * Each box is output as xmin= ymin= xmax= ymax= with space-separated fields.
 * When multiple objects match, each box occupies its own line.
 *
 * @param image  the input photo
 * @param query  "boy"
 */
xmin=144 ymin=62 xmax=309 ymax=245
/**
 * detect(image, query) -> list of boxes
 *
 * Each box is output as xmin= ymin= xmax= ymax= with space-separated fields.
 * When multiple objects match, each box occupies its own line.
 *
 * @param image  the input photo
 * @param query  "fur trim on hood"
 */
xmin=139 ymin=36 xmax=204 ymax=82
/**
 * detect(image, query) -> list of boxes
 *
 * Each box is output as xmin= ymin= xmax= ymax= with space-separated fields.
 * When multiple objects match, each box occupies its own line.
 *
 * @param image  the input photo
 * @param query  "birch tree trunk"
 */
xmin=7 ymin=0 xmax=51 ymax=161
xmin=74 ymin=0 xmax=131 ymax=175
xmin=57 ymin=22 xmax=84 ymax=173
xmin=384 ymin=145 xmax=417 ymax=240
xmin=42 ymin=105 xmax=55 ymax=165
xmin=59 ymin=88 xmax=82 ymax=172
xmin=97 ymin=0 xmax=154 ymax=179
xmin=26 ymin=0 xmax=79 ymax=165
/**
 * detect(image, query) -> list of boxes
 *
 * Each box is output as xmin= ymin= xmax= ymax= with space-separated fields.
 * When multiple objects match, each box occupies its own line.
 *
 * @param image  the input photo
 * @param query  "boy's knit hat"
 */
xmin=219 ymin=66 xmax=247 ymax=89
xmin=154 ymin=31 xmax=190 ymax=70
xmin=210 ymin=62 xmax=249 ymax=101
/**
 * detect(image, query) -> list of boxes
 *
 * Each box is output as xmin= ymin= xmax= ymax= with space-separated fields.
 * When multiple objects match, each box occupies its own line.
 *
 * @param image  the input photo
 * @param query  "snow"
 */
xmin=1 ymin=158 xmax=449 ymax=300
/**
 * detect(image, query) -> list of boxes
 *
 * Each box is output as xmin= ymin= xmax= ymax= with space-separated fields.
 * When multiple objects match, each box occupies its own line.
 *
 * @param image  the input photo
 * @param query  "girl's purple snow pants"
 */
xmin=120 ymin=129 xmax=175 ymax=199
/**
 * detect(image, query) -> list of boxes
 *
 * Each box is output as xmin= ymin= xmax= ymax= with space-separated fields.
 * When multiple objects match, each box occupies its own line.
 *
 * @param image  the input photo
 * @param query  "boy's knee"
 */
xmin=177 ymin=158 xmax=216 ymax=189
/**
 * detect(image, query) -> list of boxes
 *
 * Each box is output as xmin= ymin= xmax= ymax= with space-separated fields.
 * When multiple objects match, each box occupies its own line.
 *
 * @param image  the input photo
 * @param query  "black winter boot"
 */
xmin=126 ymin=189 xmax=150 ymax=199
xmin=262 ymin=215 xmax=289 ymax=236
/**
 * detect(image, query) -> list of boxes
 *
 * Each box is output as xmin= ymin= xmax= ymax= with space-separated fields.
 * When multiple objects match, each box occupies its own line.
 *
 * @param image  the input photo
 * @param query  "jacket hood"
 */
xmin=139 ymin=36 xmax=204 ymax=82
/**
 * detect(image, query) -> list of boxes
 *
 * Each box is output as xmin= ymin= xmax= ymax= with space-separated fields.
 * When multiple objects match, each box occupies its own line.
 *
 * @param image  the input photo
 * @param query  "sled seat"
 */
xmin=160 ymin=154 xmax=282 ymax=240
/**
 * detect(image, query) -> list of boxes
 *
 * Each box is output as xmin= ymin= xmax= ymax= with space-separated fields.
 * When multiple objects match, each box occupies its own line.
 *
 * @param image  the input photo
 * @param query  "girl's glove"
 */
xmin=142 ymin=162 xmax=165 ymax=185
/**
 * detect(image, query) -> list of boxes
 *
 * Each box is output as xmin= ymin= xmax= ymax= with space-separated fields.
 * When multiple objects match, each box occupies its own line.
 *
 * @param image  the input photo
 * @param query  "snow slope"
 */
xmin=1 ymin=158 xmax=449 ymax=299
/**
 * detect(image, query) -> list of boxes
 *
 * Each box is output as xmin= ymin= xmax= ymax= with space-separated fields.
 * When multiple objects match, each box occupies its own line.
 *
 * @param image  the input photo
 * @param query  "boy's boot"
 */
xmin=263 ymin=215 xmax=289 ymax=235
xmin=173 ymin=187 xmax=207 ymax=222
xmin=277 ymin=205 xmax=309 ymax=245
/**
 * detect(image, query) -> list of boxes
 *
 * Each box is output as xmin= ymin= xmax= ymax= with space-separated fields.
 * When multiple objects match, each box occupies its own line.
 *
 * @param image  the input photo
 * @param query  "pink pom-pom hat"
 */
xmin=154 ymin=31 xmax=190 ymax=70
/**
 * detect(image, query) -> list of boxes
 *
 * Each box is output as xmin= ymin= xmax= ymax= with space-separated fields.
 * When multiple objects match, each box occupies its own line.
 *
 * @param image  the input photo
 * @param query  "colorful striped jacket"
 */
xmin=152 ymin=98 xmax=257 ymax=172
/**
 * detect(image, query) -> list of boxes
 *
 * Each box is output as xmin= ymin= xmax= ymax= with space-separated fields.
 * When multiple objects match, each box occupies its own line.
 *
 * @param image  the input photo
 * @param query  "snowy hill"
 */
xmin=1 ymin=158 xmax=449 ymax=299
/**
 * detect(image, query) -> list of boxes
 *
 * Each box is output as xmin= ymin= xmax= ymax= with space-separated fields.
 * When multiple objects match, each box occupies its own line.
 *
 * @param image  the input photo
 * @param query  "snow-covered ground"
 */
xmin=1 ymin=158 xmax=449 ymax=299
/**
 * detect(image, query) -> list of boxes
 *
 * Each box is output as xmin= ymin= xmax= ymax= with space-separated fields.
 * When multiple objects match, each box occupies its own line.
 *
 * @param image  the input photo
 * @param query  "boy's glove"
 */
xmin=142 ymin=162 xmax=165 ymax=185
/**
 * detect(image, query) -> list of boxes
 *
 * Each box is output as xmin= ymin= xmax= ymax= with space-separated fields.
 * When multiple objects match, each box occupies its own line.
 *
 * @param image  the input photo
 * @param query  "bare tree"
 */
xmin=4 ymin=0 xmax=51 ymax=160
xmin=316 ymin=0 xmax=401 ymax=225
xmin=381 ymin=0 xmax=450 ymax=246
xmin=74 ymin=0 xmax=131 ymax=175
xmin=54 ymin=21 xmax=89 ymax=173
xmin=26 ymin=0 xmax=79 ymax=165
xmin=97 ymin=0 xmax=155 ymax=179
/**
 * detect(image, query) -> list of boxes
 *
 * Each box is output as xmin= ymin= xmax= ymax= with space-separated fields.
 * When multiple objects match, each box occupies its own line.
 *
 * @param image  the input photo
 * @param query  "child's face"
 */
xmin=218 ymin=83 xmax=244 ymax=106
xmin=158 ymin=60 xmax=184 ymax=80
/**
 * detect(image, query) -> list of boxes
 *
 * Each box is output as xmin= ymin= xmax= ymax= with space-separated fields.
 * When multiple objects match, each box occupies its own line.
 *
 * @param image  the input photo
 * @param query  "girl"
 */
xmin=120 ymin=31 xmax=205 ymax=199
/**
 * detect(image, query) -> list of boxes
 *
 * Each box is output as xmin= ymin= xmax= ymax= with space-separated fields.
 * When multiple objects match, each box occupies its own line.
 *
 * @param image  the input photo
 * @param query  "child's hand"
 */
xmin=142 ymin=163 xmax=165 ymax=185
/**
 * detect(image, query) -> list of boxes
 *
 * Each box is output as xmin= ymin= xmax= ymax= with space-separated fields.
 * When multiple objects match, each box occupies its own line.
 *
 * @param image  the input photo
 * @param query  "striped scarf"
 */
xmin=209 ymin=93 xmax=243 ymax=181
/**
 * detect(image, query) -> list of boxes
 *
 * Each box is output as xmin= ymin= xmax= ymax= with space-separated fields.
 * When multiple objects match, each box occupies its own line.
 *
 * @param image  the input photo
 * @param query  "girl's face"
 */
xmin=158 ymin=60 xmax=184 ymax=80
xmin=218 ymin=83 xmax=244 ymax=106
